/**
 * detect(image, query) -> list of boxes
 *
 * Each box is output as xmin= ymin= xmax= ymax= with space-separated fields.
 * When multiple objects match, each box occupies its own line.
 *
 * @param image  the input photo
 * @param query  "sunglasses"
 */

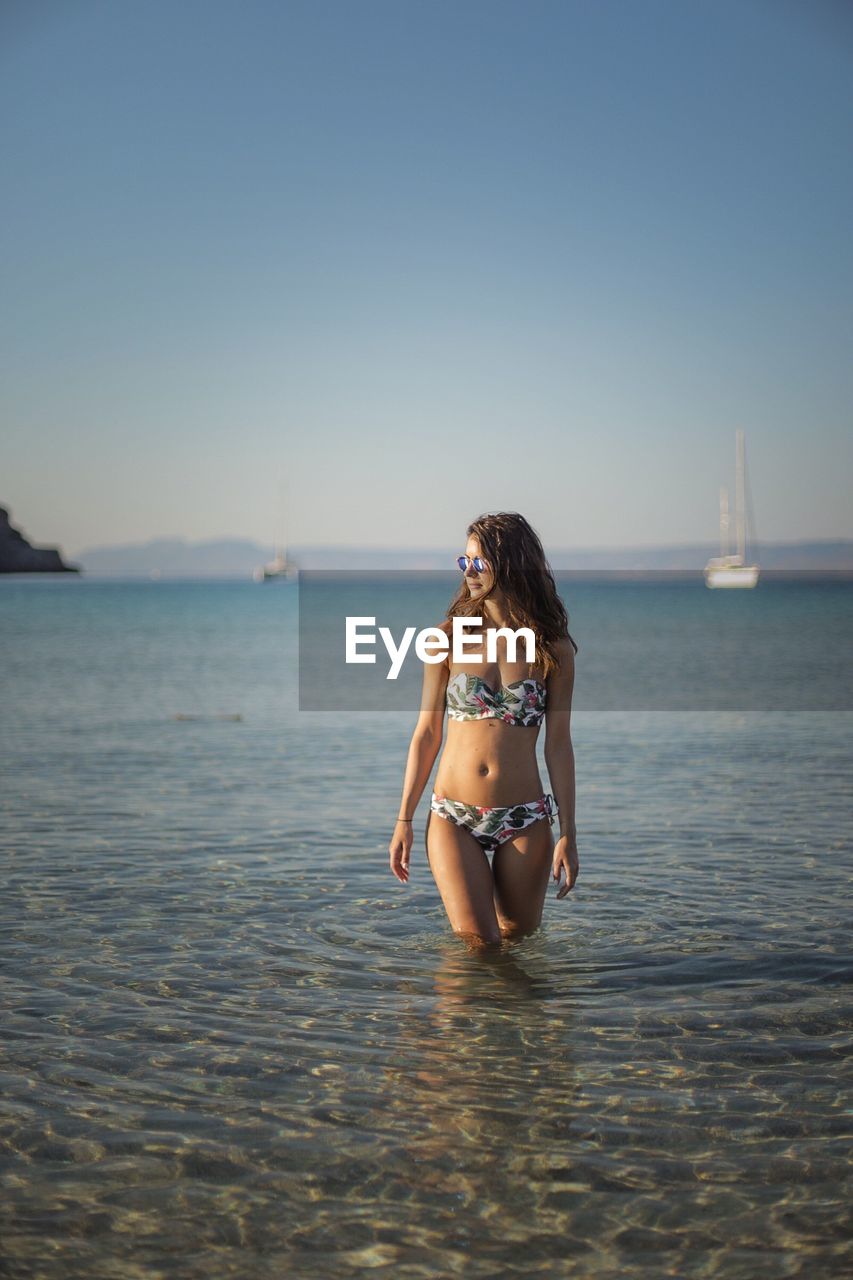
xmin=457 ymin=555 xmax=489 ymax=572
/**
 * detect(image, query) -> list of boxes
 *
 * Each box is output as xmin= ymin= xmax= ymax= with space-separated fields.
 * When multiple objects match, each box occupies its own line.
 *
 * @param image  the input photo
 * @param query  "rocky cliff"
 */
xmin=0 ymin=507 xmax=80 ymax=573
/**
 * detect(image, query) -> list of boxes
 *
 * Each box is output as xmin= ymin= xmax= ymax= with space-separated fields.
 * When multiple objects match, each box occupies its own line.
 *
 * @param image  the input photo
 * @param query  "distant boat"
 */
xmin=253 ymin=544 xmax=299 ymax=583
xmin=704 ymin=429 xmax=760 ymax=589
xmin=254 ymin=480 xmax=299 ymax=582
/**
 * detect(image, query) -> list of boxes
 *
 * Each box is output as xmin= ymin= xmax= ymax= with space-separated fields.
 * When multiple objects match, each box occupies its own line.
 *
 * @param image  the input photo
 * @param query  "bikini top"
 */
xmin=445 ymin=671 xmax=547 ymax=727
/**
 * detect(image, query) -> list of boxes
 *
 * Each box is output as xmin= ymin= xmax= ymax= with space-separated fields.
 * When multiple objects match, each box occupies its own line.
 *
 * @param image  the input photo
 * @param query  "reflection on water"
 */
xmin=1 ymin=581 xmax=851 ymax=1277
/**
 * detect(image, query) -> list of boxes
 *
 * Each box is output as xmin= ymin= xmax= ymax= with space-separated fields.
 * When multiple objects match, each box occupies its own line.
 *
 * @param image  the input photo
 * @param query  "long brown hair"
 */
xmin=443 ymin=511 xmax=578 ymax=679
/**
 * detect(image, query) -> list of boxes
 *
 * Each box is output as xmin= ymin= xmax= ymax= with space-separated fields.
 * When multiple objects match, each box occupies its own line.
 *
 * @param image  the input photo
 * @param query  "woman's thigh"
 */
xmin=425 ymin=811 xmax=502 ymax=944
xmin=491 ymin=817 xmax=554 ymax=936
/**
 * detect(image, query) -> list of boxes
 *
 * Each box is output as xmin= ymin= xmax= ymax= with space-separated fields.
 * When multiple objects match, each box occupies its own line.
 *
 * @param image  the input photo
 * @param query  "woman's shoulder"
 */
xmin=433 ymin=619 xmax=453 ymax=671
xmin=545 ymin=636 xmax=576 ymax=680
xmin=425 ymin=616 xmax=450 ymax=675
xmin=553 ymin=635 xmax=576 ymax=662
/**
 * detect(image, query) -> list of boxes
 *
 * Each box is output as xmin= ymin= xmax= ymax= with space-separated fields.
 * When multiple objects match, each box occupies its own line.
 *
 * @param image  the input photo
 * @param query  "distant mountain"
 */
xmin=549 ymin=540 xmax=853 ymax=571
xmin=75 ymin=536 xmax=269 ymax=577
xmin=71 ymin=535 xmax=853 ymax=577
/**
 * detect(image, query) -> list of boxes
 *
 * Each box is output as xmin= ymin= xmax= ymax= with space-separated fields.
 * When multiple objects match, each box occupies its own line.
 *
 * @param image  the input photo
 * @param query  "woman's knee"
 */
xmin=497 ymin=915 xmax=542 ymax=941
xmin=454 ymin=924 xmax=503 ymax=949
xmin=449 ymin=902 xmax=503 ymax=946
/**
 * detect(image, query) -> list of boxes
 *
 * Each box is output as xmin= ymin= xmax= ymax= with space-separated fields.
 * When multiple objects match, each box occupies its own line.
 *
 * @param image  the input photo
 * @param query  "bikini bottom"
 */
xmin=429 ymin=791 xmax=558 ymax=856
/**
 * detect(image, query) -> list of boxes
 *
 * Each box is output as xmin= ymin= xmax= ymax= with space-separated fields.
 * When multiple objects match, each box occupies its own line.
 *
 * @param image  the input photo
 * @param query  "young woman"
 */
xmin=388 ymin=511 xmax=579 ymax=948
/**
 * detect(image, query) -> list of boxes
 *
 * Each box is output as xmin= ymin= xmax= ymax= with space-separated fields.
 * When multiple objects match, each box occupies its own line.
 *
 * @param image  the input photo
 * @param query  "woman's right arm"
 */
xmin=388 ymin=646 xmax=449 ymax=883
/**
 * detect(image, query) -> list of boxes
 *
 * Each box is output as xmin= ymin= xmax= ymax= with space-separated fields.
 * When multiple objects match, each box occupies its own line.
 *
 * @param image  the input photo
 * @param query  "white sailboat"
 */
xmin=704 ymin=429 xmax=760 ymax=589
xmin=253 ymin=542 xmax=298 ymax=582
xmin=253 ymin=483 xmax=299 ymax=582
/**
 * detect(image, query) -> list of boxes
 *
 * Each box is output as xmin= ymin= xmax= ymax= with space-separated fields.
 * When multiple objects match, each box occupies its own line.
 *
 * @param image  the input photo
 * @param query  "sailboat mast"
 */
xmin=719 ymin=487 xmax=729 ymax=557
xmin=280 ymin=476 xmax=288 ymax=563
xmin=735 ymin=428 xmax=745 ymax=562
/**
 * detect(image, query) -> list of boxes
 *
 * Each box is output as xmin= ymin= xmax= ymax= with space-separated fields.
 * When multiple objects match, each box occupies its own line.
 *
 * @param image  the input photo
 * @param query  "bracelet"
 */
xmin=396 ymin=817 xmax=413 ymax=823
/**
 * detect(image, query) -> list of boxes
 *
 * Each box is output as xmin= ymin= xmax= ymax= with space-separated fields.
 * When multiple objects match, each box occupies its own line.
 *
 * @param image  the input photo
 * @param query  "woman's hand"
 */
xmin=552 ymin=835 xmax=579 ymax=899
xmin=389 ymin=820 xmax=414 ymax=884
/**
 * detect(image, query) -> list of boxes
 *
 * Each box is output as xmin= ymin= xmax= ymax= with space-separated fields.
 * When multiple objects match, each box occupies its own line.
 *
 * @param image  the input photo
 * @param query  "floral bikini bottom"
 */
xmin=429 ymin=791 xmax=558 ymax=856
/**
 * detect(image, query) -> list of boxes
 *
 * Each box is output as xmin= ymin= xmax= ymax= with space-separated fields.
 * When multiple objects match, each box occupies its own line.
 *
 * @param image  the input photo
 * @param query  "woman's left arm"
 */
xmin=543 ymin=639 xmax=579 ymax=897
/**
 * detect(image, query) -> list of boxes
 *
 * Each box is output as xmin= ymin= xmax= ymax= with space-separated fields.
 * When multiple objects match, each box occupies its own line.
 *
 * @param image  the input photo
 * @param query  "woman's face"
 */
xmin=463 ymin=535 xmax=495 ymax=599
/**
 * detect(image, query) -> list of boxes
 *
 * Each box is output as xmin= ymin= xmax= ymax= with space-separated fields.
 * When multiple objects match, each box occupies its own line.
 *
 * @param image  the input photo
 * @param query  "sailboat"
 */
xmin=704 ymin=429 xmax=760 ymax=588
xmin=253 ymin=483 xmax=299 ymax=582
xmin=253 ymin=542 xmax=298 ymax=582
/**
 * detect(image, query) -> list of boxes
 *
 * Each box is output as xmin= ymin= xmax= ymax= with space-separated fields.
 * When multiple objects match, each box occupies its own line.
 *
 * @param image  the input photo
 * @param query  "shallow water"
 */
xmin=1 ymin=580 xmax=851 ymax=1277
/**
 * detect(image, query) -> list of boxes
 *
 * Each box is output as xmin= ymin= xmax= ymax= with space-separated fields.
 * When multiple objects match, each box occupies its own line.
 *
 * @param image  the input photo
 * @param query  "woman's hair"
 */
xmin=443 ymin=511 xmax=578 ymax=678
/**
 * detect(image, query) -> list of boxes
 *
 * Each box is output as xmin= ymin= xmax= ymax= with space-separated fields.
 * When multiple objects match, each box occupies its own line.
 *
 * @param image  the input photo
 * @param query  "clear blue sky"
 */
xmin=2 ymin=0 xmax=851 ymax=558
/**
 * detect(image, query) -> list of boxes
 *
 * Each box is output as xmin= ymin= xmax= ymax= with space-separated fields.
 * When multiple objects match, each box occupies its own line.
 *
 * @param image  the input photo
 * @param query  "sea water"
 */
xmin=1 ymin=577 xmax=850 ymax=1278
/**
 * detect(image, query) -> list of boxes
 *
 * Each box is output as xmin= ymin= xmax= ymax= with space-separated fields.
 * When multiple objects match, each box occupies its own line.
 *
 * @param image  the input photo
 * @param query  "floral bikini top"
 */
xmin=445 ymin=671 xmax=547 ymax=727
